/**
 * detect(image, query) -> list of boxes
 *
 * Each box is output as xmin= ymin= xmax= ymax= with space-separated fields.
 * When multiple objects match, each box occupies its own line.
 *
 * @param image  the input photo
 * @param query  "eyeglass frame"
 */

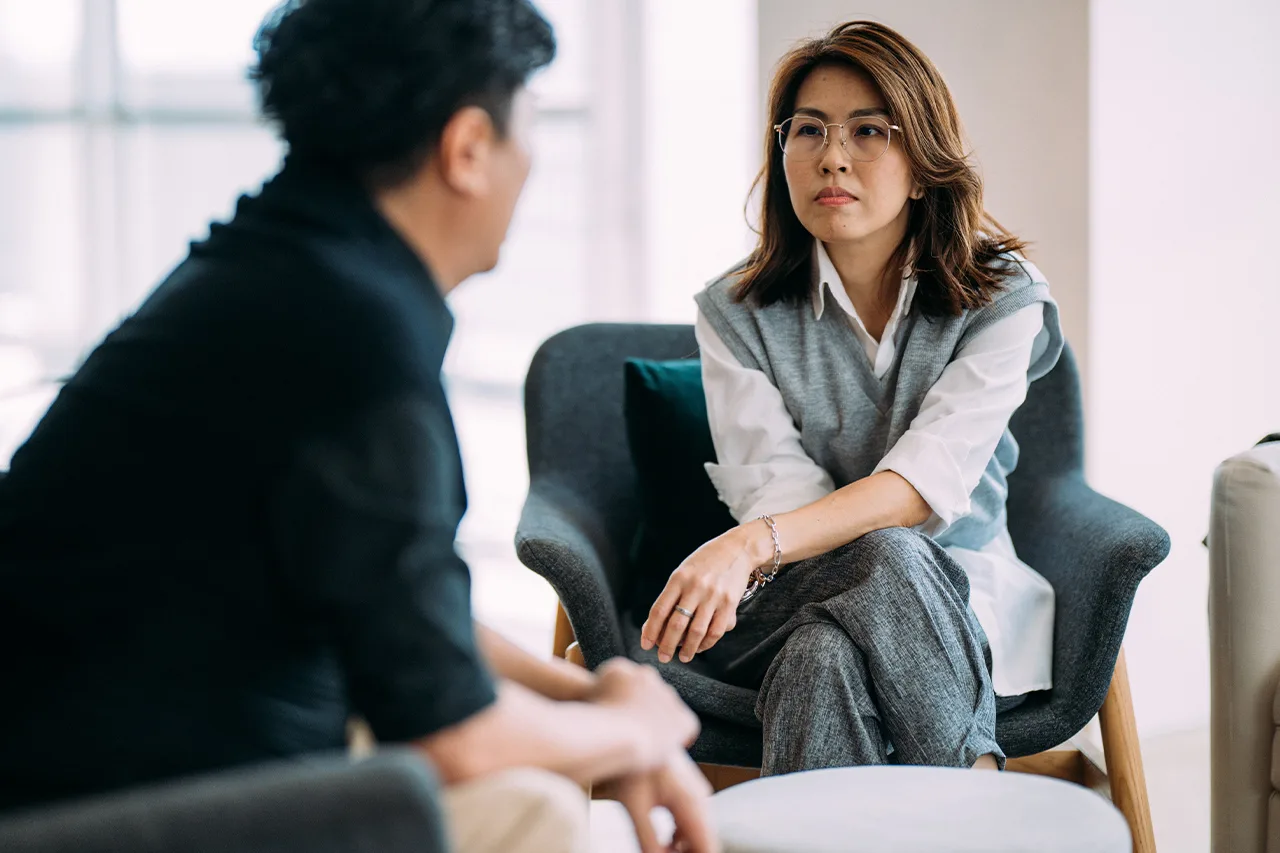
xmin=773 ymin=115 xmax=903 ymax=162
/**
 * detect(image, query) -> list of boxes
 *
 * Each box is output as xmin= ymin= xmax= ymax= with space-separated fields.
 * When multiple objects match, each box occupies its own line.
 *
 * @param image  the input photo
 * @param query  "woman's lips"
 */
xmin=815 ymin=187 xmax=857 ymax=206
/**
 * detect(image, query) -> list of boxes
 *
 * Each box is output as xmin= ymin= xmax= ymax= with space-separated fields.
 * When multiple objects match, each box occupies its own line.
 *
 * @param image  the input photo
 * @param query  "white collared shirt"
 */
xmin=696 ymin=240 xmax=1056 ymax=696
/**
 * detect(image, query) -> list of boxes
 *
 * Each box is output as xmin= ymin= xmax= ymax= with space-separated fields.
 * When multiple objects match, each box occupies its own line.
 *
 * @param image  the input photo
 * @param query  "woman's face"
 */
xmin=782 ymin=63 xmax=917 ymax=248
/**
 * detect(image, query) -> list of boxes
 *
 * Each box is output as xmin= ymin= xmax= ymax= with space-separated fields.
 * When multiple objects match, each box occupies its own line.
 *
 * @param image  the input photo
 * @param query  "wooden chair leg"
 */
xmin=1098 ymin=647 xmax=1157 ymax=853
xmin=698 ymin=763 xmax=760 ymax=793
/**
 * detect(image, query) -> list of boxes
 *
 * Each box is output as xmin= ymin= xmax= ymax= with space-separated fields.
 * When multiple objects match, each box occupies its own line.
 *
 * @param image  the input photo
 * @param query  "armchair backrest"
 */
xmin=1007 ymin=343 xmax=1084 ymax=486
xmin=523 ymin=323 xmax=699 ymax=599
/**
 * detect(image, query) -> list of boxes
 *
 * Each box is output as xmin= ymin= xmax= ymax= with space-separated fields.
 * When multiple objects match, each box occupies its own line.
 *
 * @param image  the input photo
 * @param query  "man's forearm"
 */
xmin=475 ymin=621 xmax=596 ymax=701
xmin=417 ymin=680 xmax=650 ymax=785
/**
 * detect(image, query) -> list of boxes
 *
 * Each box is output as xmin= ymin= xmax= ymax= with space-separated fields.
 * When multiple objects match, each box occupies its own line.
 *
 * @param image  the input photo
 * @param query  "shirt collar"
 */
xmin=240 ymin=156 xmax=456 ymax=356
xmin=811 ymin=239 xmax=917 ymax=322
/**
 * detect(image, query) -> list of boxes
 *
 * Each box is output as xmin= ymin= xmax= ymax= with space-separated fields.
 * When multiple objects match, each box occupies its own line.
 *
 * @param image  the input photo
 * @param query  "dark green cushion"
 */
xmin=622 ymin=358 xmax=737 ymax=620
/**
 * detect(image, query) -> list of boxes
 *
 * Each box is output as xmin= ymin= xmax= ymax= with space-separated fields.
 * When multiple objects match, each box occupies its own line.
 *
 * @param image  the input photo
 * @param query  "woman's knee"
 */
xmin=853 ymin=526 xmax=930 ymax=565
xmin=847 ymin=526 xmax=965 ymax=593
xmin=762 ymin=622 xmax=865 ymax=693
xmin=757 ymin=622 xmax=879 ymax=732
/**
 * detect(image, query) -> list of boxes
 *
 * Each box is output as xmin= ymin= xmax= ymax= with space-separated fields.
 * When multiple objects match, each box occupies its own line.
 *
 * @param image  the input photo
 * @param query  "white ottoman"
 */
xmin=710 ymin=767 xmax=1130 ymax=852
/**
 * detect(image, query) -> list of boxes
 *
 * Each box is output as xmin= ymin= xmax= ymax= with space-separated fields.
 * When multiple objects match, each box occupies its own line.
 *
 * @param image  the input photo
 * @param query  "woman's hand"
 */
xmin=640 ymin=524 xmax=769 ymax=664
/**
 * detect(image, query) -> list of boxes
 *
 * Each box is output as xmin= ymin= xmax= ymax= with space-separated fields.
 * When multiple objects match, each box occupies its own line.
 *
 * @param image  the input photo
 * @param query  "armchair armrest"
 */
xmin=1007 ymin=474 xmax=1170 ymax=718
xmin=1012 ymin=474 xmax=1169 ymax=590
xmin=0 ymin=751 xmax=446 ymax=853
xmin=515 ymin=479 xmax=628 ymax=666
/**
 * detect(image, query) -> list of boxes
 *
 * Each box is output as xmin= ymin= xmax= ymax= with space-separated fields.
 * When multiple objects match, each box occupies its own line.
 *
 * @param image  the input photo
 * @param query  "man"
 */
xmin=0 ymin=2 xmax=717 ymax=851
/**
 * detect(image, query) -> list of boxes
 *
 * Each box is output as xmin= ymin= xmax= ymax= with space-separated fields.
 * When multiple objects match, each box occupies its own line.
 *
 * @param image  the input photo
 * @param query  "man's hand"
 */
xmin=610 ymin=751 xmax=720 ymax=853
xmin=588 ymin=658 xmax=701 ymax=768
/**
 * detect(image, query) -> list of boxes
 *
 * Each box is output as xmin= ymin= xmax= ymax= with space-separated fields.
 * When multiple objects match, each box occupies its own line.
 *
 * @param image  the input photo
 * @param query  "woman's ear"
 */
xmin=910 ymin=184 xmax=925 ymax=201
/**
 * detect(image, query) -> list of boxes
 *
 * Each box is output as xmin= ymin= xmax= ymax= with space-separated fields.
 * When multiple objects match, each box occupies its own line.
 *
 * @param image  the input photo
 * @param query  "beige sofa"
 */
xmin=1210 ymin=440 xmax=1280 ymax=853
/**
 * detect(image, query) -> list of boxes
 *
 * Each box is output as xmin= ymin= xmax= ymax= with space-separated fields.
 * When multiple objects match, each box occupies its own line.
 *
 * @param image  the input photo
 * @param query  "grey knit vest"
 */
xmin=694 ymin=254 xmax=1064 ymax=551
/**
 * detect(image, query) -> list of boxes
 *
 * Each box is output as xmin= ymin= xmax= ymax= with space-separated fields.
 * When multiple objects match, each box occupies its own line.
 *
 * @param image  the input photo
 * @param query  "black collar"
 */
xmin=226 ymin=156 xmax=456 ymax=358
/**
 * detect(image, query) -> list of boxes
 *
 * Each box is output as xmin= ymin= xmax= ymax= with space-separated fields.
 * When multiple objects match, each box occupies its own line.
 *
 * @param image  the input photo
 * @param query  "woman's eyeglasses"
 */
xmin=774 ymin=115 xmax=901 ymax=162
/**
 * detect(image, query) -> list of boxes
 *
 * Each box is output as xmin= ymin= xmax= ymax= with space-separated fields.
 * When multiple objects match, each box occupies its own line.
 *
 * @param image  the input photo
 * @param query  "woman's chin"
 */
xmin=804 ymin=217 xmax=877 ymax=244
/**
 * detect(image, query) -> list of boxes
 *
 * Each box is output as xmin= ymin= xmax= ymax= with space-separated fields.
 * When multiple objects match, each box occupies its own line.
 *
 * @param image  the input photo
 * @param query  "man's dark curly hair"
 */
xmin=251 ymin=0 xmax=556 ymax=188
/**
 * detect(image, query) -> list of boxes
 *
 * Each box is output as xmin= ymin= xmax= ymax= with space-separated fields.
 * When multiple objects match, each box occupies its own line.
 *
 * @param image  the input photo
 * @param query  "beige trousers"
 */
xmin=443 ymin=768 xmax=591 ymax=853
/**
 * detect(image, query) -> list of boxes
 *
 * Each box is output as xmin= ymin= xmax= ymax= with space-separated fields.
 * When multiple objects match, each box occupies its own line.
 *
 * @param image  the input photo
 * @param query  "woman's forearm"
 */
xmin=475 ymin=621 xmax=596 ymax=701
xmin=738 ymin=471 xmax=932 ymax=568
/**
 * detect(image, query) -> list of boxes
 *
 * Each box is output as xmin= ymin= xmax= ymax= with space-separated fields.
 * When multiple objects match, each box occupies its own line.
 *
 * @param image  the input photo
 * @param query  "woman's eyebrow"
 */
xmin=793 ymin=106 xmax=891 ymax=120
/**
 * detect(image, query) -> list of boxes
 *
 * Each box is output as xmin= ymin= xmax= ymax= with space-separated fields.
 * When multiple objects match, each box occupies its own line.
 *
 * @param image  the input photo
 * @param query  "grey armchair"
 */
xmin=0 ymin=750 xmax=447 ymax=853
xmin=515 ymin=323 xmax=1170 ymax=852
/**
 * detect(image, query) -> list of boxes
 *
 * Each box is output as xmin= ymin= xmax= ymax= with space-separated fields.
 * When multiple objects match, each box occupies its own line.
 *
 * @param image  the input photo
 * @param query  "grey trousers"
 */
xmin=706 ymin=527 xmax=1005 ymax=776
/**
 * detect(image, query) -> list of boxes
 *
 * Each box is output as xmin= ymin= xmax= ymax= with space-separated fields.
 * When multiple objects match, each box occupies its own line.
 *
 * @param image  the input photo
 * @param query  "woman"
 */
xmin=640 ymin=20 xmax=1062 ymax=775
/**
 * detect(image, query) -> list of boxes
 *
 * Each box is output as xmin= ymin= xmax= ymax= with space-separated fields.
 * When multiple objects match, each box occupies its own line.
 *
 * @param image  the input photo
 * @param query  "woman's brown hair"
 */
xmin=737 ymin=20 xmax=1026 ymax=317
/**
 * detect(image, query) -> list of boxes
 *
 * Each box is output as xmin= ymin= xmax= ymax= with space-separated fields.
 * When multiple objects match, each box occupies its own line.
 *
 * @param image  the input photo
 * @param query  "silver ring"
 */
xmin=674 ymin=605 xmax=695 ymax=618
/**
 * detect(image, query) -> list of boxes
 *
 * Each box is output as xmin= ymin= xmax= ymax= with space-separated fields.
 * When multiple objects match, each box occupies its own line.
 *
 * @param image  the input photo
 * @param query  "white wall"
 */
xmin=641 ymin=0 xmax=758 ymax=322
xmin=1090 ymin=0 xmax=1280 ymax=736
xmin=757 ymin=0 xmax=1091 ymax=375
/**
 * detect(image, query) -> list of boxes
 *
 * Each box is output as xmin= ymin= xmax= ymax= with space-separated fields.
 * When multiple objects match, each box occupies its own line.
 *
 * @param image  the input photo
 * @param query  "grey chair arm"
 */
xmin=515 ymin=479 xmax=628 ymax=666
xmin=1011 ymin=474 xmax=1169 ymax=600
xmin=1006 ymin=474 xmax=1170 ymax=734
xmin=0 ymin=751 xmax=447 ymax=853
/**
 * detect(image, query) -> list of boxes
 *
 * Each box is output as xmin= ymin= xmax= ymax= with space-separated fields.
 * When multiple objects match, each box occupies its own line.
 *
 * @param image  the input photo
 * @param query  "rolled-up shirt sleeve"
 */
xmin=271 ymin=393 xmax=496 ymax=743
xmin=697 ymin=310 xmax=835 ymax=523
xmin=873 ymin=302 xmax=1047 ymax=530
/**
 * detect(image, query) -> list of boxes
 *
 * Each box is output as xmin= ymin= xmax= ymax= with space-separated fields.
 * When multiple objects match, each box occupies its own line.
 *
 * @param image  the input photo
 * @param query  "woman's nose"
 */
xmin=819 ymin=132 xmax=852 ymax=173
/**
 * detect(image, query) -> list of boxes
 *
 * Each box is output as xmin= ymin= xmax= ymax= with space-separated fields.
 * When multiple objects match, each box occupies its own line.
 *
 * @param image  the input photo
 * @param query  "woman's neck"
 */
xmin=823 ymin=220 xmax=909 ymax=334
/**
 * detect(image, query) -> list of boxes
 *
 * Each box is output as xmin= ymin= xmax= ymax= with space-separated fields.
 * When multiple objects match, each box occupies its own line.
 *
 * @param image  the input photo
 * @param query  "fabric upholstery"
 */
xmin=710 ymin=766 xmax=1130 ymax=852
xmin=516 ymin=323 xmax=1170 ymax=761
xmin=517 ymin=324 xmax=700 ymax=667
xmin=0 ymin=750 xmax=446 ymax=853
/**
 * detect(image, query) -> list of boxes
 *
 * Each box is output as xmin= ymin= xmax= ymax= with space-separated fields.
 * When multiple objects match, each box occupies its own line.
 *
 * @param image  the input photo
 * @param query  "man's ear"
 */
xmin=436 ymin=106 xmax=496 ymax=197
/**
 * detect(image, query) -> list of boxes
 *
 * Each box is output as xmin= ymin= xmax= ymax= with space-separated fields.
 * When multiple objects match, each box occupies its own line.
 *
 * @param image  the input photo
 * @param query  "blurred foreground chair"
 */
xmin=0 ymin=750 xmax=447 ymax=853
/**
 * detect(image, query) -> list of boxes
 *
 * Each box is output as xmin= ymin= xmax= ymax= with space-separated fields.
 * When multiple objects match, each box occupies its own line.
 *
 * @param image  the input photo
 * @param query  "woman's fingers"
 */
xmin=641 ymin=581 xmax=685 ymax=650
xmin=657 ymin=600 xmax=698 ymax=664
xmin=697 ymin=608 xmax=736 ymax=654
xmin=679 ymin=604 xmax=715 ymax=663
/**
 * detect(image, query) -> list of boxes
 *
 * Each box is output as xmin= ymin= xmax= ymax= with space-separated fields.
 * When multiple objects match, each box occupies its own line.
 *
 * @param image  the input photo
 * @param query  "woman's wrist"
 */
xmin=736 ymin=516 xmax=779 ymax=570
